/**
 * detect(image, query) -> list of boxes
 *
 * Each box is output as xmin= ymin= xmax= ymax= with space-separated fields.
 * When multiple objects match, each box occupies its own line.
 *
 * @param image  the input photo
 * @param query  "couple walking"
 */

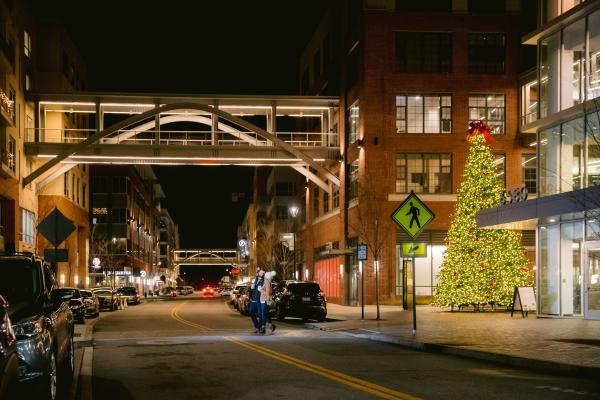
xmin=249 ymin=268 xmax=277 ymax=335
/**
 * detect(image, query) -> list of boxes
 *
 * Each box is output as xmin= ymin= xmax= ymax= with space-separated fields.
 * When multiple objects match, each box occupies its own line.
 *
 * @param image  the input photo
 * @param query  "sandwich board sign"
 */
xmin=510 ymin=286 xmax=536 ymax=318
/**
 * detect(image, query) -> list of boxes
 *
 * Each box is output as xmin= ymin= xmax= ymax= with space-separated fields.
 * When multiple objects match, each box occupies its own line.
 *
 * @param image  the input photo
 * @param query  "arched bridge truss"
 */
xmin=173 ymin=249 xmax=238 ymax=266
xmin=23 ymin=93 xmax=341 ymax=192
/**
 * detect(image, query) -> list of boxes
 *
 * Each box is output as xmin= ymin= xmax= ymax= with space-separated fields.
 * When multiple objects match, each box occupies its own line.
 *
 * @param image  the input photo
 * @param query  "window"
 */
xmin=492 ymin=153 xmax=506 ymax=186
xmin=468 ymin=0 xmax=505 ymax=12
xmin=25 ymin=73 xmax=31 ymax=91
xmin=21 ymin=209 xmax=34 ymax=244
xmin=112 ymin=208 xmax=127 ymax=224
xmin=395 ymin=32 xmax=452 ymax=73
xmin=468 ymin=95 xmax=505 ymax=134
xmin=396 ymin=95 xmax=451 ymax=134
xmin=275 ymin=182 xmax=296 ymax=196
xmin=521 ymin=154 xmax=537 ymax=194
xmin=395 ymin=153 xmax=451 ymax=193
xmin=333 ymin=176 xmax=340 ymax=209
xmin=468 ymin=34 xmax=505 ymax=74
xmin=71 ymin=175 xmax=75 ymax=201
xmin=276 ymin=206 xmax=289 ymax=220
xmin=113 ymin=176 xmax=126 ymax=193
xmin=64 ymin=173 xmax=68 ymax=196
xmin=82 ymin=183 xmax=87 ymax=208
xmin=7 ymin=137 xmax=15 ymax=173
xmin=349 ymin=160 xmax=359 ymax=200
xmin=348 ymin=102 xmax=359 ymax=144
xmin=76 ymin=177 xmax=80 ymax=204
xmin=323 ymin=190 xmax=329 ymax=214
xmin=396 ymin=0 xmax=451 ymax=11
xmin=313 ymin=187 xmax=320 ymax=218
xmin=23 ymin=30 xmax=31 ymax=57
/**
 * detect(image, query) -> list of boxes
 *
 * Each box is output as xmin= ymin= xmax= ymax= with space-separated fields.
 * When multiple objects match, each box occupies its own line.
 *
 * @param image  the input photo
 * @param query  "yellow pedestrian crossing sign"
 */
xmin=391 ymin=191 xmax=435 ymax=239
xmin=401 ymin=243 xmax=427 ymax=258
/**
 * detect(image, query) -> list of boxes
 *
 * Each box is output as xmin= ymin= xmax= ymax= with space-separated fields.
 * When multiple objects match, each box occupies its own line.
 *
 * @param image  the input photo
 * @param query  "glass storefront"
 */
xmin=538 ymin=113 xmax=600 ymax=196
xmin=539 ymin=8 xmax=600 ymax=118
xmin=539 ymin=219 xmax=584 ymax=316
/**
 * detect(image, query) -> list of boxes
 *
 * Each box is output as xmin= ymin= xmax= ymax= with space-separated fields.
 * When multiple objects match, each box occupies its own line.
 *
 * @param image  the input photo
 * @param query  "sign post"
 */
xmin=391 ymin=191 xmax=435 ymax=335
xmin=357 ymin=243 xmax=368 ymax=320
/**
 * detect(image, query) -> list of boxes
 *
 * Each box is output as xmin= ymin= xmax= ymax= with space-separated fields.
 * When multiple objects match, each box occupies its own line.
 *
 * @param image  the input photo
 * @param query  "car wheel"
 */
xmin=63 ymin=336 xmax=74 ymax=376
xmin=276 ymin=306 xmax=286 ymax=321
xmin=39 ymin=350 xmax=58 ymax=400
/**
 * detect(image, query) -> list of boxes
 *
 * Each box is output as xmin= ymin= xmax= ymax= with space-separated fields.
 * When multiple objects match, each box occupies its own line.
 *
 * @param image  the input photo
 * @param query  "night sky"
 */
xmin=31 ymin=1 xmax=329 ymax=248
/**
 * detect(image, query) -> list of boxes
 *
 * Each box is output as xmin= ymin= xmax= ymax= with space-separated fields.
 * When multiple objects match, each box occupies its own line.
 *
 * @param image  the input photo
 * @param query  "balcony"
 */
xmin=0 ymin=149 xmax=16 ymax=179
xmin=0 ymin=89 xmax=15 ymax=126
xmin=0 ymin=36 xmax=14 ymax=74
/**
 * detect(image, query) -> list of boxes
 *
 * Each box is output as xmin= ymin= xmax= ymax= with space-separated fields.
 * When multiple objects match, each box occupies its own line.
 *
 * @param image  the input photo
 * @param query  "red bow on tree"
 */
xmin=466 ymin=120 xmax=494 ymax=144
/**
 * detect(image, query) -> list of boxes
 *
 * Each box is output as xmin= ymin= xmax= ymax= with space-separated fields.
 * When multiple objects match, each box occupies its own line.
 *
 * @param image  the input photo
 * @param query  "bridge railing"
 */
xmin=25 ymin=128 xmax=339 ymax=148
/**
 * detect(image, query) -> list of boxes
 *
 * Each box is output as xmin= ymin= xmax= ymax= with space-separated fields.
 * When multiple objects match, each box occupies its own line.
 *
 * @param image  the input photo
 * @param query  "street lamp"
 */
xmin=111 ymin=237 xmax=117 ymax=289
xmin=289 ymin=206 xmax=299 ymax=279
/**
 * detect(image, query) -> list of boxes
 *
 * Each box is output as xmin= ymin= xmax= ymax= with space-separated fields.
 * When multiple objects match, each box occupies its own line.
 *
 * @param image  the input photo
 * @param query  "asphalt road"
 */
xmin=90 ymin=295 xmax=600 ymax=400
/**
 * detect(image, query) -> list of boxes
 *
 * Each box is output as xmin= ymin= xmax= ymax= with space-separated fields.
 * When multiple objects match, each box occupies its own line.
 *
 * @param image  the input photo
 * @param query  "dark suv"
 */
xmin=0 ymin=253 xmax=75 ymax=400
xmin=272 ymin=281 xmax=327 ymax=322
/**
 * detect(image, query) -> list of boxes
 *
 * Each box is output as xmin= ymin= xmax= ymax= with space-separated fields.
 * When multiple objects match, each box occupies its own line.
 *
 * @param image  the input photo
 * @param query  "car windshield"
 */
xmin=0 ymin=258 xmax=41 ymax=304
xmin=118 ymin=287 xmax=137 ymax=295
xmin=80 ymin=291 xmax=93 ymax=298
xmin=287 ymin=283 xmax=321 ymax=294
xmin=94 ymin=290 xmax=112 ymax=296
xmin=56 ymin=289 xmax=81 ymax=298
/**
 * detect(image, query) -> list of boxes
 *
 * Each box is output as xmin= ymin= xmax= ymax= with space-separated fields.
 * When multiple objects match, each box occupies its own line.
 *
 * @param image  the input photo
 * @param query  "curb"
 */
xmin=305 ymin=323 xmax=600 ymax=379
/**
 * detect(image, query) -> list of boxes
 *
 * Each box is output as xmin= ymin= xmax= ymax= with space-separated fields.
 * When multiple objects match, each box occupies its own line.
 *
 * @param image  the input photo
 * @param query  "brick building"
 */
xmin=295 ymin=0 xmax=537 ymax=305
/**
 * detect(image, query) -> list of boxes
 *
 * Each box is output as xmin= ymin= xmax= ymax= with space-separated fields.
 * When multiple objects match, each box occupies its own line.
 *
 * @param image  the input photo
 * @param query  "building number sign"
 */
xmin=500 ymin=185 xmax=528 ymax=206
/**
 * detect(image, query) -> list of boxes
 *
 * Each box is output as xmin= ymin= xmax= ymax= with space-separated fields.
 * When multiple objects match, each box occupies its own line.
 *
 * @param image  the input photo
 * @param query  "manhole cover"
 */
xmin=553 ymin=339 xmax=600 ymax=347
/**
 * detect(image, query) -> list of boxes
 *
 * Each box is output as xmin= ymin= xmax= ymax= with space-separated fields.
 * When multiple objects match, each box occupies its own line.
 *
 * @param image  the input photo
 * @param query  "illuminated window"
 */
xmin=23 ymin=30 xmax=31 ymax=57
xmin=21 ymin=208 xmax=34 ymax=244
xmin=469 ymin=94 xmax=505 ymax=134
xmin=521 ymin=154 xmax=537 ymax=194
xmin=492 ymin=153 xmax=506 ymax=186
xmin=348 ymin=102 xmax=359 ymax=144
xmin=395 ymin=153 xmax=451 ymax=193
xmin=396 ymin=95 xmax=451 ymax=134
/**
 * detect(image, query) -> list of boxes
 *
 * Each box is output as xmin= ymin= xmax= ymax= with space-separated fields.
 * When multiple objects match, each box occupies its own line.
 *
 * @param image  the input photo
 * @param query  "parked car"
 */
xmin=236 ymin=286 xmax=251 ymax=315
xmin=117 ymin=286 xmax=141 ymax=305
xmin=161 ymin=287 xmax=177 ymax=297
xmin=184 ymin=286 xmax=194 ymax=295
xmin=0 ymin=253 xmax=75 ymax=400
xmin=230 ymin=284 xmax=248 ymax=308
xmin=91 ymin=288 xmax=119 ymax=311
xmin=52 ymin=288 xmax=85 ymax=324
xmin=0 ymin=294 xmax=18 ymax=399
xmin=176 ymin=286 xmax=186 ymax=296
xmin=219 ymin=285 xmax=232 ymax=296
xmin=79 ymin=290 xmax=100 ymax=318
xmin=271 ymin=281 xmax=327 ymax=322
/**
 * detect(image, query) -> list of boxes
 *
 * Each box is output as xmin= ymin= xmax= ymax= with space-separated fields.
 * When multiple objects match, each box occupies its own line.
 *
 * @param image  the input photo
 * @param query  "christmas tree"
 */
xmin=432 ymin=121 xmax=533 ymax=309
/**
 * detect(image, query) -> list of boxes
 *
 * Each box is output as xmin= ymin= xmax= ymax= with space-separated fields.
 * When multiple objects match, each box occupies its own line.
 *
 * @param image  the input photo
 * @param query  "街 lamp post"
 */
xmin=289 ymin=206 xmax=299 ymax=279
xmin=111 ymin=237 xmax=117 ymax=289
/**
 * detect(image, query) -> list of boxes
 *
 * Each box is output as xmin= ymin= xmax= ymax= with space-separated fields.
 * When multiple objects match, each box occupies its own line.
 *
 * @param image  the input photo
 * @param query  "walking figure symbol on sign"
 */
xmin=406 ymin=202 xmax=421 ymax=229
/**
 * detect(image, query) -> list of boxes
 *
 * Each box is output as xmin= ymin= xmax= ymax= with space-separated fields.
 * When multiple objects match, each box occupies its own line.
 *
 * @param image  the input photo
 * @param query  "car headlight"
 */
xmin=13 ymin=317 xmax=43 ymax=338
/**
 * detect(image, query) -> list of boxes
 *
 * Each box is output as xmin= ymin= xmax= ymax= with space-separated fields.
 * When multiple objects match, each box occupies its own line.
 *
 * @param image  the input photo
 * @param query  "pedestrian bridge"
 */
xmin=23 ymin=92 xmax=340 ymax=192
xmin=173 ymin=249 xmax=239 ymax=266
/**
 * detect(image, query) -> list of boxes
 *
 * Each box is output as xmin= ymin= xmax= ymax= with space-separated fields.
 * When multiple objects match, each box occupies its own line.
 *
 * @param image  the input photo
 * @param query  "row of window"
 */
xmin=351 ymin=94 xmax=507 ymax=139
xmin=63 ymin=172 xmax=86 ymax=208
xmin=395 ymin=32 xmax=505 ymax=74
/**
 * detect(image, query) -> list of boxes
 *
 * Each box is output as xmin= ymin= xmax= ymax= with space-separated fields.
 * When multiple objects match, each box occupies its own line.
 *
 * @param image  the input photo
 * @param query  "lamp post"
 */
xmin=289 ymin=206 xmax=299 ymax=280
xmin=111 ymin=237 xmax=117 ymax=289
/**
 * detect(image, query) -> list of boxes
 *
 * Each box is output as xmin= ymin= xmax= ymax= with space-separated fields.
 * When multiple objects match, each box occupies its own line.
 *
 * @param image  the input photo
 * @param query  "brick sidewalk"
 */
xmin=306 ymin=304 xmax=600 ymax=375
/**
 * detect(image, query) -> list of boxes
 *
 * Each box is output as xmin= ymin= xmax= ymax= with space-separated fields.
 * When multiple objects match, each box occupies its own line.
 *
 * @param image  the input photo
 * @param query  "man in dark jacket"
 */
xmin=248 ymin=268 xmax=264 ymax=333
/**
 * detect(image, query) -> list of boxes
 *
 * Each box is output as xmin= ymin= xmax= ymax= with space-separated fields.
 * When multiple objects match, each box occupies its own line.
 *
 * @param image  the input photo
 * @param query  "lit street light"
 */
xmin=111 ymin=237 xmax=117 ymax=289
xmin=289 ymin=206 xmax=299 ymax=279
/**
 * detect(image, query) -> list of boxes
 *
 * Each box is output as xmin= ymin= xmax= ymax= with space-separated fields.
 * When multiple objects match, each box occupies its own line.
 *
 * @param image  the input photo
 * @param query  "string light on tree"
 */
xmin=432 ymin=121 xmax=533 ymax=309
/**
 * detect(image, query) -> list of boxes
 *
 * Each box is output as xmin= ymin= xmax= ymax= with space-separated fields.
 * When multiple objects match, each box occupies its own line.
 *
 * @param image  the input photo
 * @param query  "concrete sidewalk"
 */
xmin=306 ymin=304 xmax=600 ymax=377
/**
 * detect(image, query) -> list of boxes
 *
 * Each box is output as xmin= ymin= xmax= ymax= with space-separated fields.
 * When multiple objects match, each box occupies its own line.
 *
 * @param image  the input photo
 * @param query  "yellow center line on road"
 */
xmin=168 ymin=303 xmax=420 ymax=400
xmin=225 ymin=337 xmax=421 ymax=400
xmin=170 ymin=301 xmax=212 ymax=331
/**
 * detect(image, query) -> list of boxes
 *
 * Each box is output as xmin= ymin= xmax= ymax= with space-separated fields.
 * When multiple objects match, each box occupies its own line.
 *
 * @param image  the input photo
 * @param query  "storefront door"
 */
xmin=584 ymin=242 xmax=600 ymax=320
